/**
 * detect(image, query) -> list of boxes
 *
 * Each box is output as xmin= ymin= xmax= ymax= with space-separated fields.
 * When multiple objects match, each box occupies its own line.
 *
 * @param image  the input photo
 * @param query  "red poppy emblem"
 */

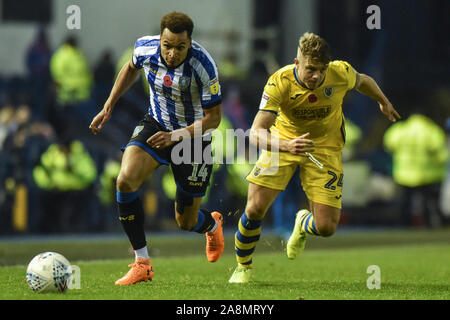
xmin=163 ymin=75 xmax=173 ymax=87
xmin=308 ymin=94 xmax=317 ymax=103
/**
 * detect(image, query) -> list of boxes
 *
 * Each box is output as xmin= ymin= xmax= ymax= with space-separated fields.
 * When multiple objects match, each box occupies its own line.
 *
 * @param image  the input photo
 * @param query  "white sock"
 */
xmin=134 ymin=246 xmax=149 ymax=259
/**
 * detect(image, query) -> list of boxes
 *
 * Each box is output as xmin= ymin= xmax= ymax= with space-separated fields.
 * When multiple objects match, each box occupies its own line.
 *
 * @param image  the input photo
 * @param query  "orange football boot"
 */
xmin=206 ymin=211 xmax=224 ymax=262
xmin=114 ymin=257 xmax=154 ymax=285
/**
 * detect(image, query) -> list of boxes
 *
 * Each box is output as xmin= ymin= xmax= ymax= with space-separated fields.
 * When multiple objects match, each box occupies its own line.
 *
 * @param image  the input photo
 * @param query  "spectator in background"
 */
xmin=25 ymin=27 xmax=52 ymax=121
xmin=32 ymin=139 xmax=98 ymax=233
xmin=0 ymin=105 xmax=19 ymax=234
xmin=0 ymin=105 xmax=16 ymax=150
xmin=222 ymin=87 xmax=250 ymax=131
xmin=0 ymin=104 xmax=55 ymax=233
xmin=50 ymin=35 xmax=93 ymax=105
xmin=97 ymin=154 xmax=121 ymax=232
xmin=93 ymin=50 xmax=115 ymax=106
xmin=440 ymin=117 xmax=450 ymax=220
xmin=116 ymin=47 xmax=148 ymax=97
xmin=342 ymin=118 xmax=362 ymax=161
xmin=384 ymin=113 xmax=448 ymax=228
xmin=49 ymin=36 xmax=93 ymax=138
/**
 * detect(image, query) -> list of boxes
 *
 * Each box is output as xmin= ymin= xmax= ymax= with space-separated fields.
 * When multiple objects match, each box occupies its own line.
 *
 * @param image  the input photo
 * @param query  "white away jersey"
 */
xmin=132 ymin=35 xmax=222 ymax=130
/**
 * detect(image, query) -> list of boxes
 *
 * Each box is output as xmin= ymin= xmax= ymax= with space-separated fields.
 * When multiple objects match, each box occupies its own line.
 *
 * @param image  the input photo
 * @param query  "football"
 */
xmin=26 ymin=252 xmax=72 ymax=293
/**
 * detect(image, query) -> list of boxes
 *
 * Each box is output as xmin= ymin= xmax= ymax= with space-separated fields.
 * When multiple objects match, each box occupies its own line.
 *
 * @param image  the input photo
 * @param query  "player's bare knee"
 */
xmin=244 ymin=205 xmax=266 ymax=220
xmin=317 ymin=223 xmax=336 ymax=237
xmin=116 ymin=172 xmax=135 ymax=192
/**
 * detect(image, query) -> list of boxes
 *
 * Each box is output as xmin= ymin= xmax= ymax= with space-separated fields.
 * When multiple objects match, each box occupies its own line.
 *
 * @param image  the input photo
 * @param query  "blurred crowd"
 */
xmin=0 ymin=28 xmax=449 ymax=236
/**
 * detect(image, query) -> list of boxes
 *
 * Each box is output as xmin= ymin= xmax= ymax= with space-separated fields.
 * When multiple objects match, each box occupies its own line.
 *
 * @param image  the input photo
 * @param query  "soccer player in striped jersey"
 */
xmin=90 ymin=12 xmax=224 ymax=285
xmin=229 ymin=32 xmax=401 ymax=283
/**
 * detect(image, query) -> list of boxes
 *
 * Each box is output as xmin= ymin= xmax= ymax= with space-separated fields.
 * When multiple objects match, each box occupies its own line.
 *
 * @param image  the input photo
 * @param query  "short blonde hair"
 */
xmin=298 ymin=32 xmax=331 ymax=65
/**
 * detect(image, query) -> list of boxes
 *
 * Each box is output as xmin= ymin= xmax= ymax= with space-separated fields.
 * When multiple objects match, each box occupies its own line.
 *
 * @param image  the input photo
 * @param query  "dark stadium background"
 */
xmin=0 ymin=0 xmax=448 ymax=237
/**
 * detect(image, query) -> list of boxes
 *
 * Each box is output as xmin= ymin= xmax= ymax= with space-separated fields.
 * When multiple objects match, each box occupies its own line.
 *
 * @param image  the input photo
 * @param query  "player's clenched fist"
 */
xmin=89 ymin=106 xmax=112 ymax=134
xmin=286 ymin=132 xmax=315 ymax=156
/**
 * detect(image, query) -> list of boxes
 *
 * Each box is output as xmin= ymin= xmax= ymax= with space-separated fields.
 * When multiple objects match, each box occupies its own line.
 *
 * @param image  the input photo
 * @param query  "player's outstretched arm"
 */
xmin=355 ymin=73 xmax=401 ymax=122
xmin=89 ymin=60 xmax=140 ymax=134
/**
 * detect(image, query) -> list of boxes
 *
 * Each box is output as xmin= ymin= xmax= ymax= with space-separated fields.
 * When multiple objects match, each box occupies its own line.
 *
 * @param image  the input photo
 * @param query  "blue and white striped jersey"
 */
xmin=132 ymin=35 xmax=222 ymax=131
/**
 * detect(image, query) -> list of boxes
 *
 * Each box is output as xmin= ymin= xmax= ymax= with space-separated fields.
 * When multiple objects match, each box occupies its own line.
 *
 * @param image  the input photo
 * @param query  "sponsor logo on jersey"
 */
xmin=291 ymin=106 xmax=332 ymax=120
xmin=154 ymin=86 xmax=192 ymax=102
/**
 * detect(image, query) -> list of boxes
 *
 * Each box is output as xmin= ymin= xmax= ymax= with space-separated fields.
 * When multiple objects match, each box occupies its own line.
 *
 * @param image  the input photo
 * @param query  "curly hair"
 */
xmin=160 ymin=11 xmax=194 ymax=38
xmin=298 ymin=32 xmax=331 ymax=64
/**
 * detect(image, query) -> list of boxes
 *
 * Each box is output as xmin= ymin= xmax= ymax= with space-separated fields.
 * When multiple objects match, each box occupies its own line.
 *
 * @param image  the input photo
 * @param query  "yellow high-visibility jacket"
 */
xmin=384 ymin=114 xmax=448 ymax=187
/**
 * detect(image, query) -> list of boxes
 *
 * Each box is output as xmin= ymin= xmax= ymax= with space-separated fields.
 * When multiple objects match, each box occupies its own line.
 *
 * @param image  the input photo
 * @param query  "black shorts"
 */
xmin=122 ymin=114 xmax=213 ymax=197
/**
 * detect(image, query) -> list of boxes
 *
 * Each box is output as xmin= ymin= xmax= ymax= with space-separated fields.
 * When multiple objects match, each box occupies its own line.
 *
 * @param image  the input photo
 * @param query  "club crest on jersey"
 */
xmin=179 ymin=76 xmax=191 ymax=91
xmin=163 ymin=75 xmax=173 ymax=87
xmin=253 ymin=166 xmax=262 ymax=177
xmin=132 ymin=125 xmax=144 ymax=138
xmin=323 ymin=86 xmax=334 ymax=98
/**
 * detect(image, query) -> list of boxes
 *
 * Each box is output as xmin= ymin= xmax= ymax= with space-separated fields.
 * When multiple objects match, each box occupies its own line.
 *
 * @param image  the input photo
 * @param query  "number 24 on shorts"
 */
xmin=324 ymin=171 xmax=343 ymax=190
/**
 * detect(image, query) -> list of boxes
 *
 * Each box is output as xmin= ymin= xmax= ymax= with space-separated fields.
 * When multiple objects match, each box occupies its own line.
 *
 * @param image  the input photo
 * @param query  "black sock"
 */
xmin=117 ymin=192 xmax=146 ymax=250
xmin=192 ymin=209 xmax=216 ymax=234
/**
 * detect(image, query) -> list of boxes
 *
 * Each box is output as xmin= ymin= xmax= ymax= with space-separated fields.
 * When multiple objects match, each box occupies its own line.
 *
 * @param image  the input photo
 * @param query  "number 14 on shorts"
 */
xmin=188 ymin=163 xmax=209 ymax=182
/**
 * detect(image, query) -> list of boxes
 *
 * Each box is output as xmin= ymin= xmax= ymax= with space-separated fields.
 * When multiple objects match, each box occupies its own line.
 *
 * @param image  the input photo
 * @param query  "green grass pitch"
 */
xmin=0 ymin=229 xmax=449 ymax=300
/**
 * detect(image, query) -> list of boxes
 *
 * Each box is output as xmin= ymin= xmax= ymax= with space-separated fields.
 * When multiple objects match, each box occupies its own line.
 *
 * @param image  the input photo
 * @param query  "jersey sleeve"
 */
xmin=132 ymin=37 xmax=155 ymax=69
xmin=132 ymin=39 xmax=144 ymax=69
xmin=337 ymin=60 xmax=357 ymax=91
xmin=199 ymin=73 xmax=222 ymax=109
xmin=189 ymin=42 xmax=222 ymax=109
xmin=196 ymin=62 xmax=222 ymax=109
xmin=258 ymin=74 xmax=283 ymax=114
